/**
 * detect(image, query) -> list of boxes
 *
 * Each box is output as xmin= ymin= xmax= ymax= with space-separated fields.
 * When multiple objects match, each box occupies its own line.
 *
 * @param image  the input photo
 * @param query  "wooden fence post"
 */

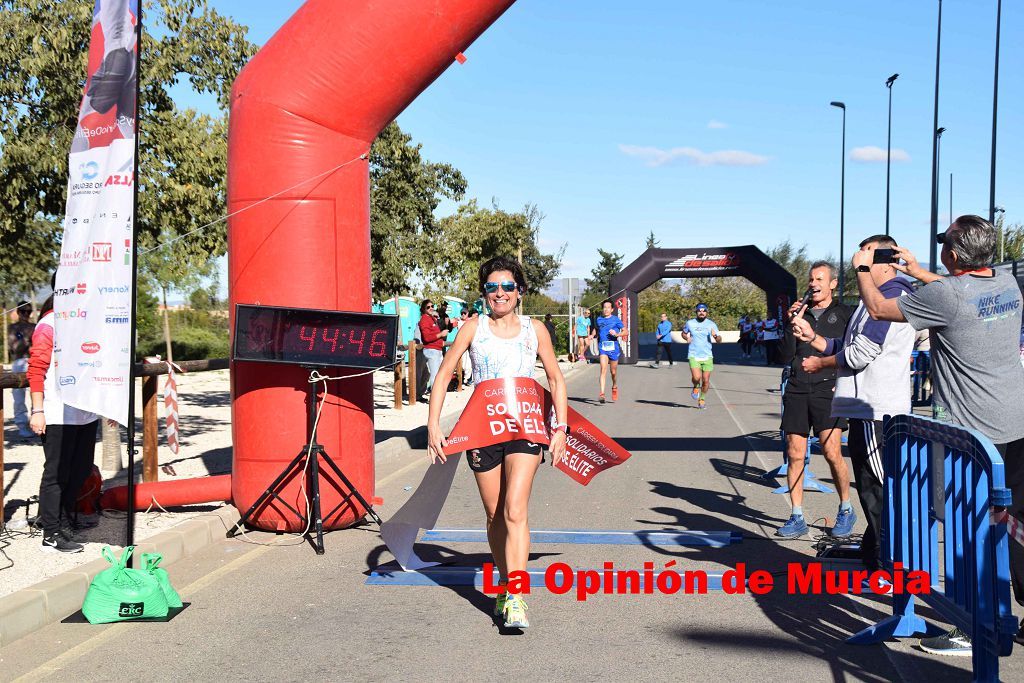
xmin=407 ymin=343 xmax=417 ymax=405
xmin=142 ymin=374 xmax=159 ymax=483
xmin=394 ymin=357 xmax=404 ymax=410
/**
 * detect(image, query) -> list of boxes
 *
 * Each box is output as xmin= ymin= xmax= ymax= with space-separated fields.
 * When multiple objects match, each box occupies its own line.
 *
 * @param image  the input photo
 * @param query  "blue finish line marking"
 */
xmin=420 ymin=529 xmax=742 ymax=547
xmin=366 ymin=565 xmax=727 ymax=591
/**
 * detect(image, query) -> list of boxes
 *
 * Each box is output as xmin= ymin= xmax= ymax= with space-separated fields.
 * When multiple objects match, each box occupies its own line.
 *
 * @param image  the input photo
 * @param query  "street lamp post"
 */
xmin=936 ymin=127 xmax=945 ymax=225
xmin=885 ymin=73 xmax=899 ymax=236
xmin=995 ymin=206 xmax=1006 ymax=262
xmin=929 ymin=0 xmax=943 ymax=273
xmin=831 ymin=101 xmax=846 ymax=299
xmin=989 ymin=0 xmax=1002 ymax=223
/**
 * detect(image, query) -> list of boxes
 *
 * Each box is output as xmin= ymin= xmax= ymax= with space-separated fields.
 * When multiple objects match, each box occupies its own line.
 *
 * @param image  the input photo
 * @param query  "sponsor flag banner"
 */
xmin=443 ymin=377 xmax=632 ymax=485
xmin=55 ymin=0 xmax=138 ymax=425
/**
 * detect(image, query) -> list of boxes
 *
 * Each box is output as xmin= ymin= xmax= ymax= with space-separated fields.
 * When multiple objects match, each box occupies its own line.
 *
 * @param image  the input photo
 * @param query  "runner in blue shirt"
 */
xmin=682 ymin=303 xmax=722 ymax=409
xmin=588 ymin=299 xmax=624 ymax=403
xmin=653 ymin=313 xmax=674 ymax=368
xmin=574 ymin=308 xmax=592 ymax=362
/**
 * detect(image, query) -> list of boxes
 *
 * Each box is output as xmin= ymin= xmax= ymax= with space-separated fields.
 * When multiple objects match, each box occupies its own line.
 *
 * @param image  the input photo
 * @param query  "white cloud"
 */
xmin=618 ymin=144 xmax=768 ymax=167
xmin=850 ymin=146 xmax=910 ymax=163
xmin=707 ymin=119 xmax=728 ymax=129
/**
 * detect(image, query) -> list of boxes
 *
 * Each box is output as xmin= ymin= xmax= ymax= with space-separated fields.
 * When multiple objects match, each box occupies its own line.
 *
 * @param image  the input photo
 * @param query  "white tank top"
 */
xmin=469 ymin=315 xmax=538 ymax=384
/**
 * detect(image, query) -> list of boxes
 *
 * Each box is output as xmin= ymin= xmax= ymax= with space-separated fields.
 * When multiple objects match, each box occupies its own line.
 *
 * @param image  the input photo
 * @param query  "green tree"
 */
xmin=432 ymin=200 xmax=562 ymax=296
xmin=645 ymin=230 xmax=660 ymax=249
xmin=0 ymin=0 xmax=257 ymax=356
xmin=585 ymin=248 xmax=624 ymax=298
xmin=370 ymin=122 xmax=467 ymax=297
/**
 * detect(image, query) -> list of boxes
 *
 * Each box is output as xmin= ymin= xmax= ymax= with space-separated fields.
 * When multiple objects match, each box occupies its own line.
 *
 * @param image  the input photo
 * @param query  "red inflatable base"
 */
xmin=101 ymin=474 xmax=232 ymax=511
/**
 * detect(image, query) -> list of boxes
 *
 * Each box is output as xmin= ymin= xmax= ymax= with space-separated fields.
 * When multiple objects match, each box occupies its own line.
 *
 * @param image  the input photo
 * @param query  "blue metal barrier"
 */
xmin=849 ymin=414 xmax=1017 ymax=682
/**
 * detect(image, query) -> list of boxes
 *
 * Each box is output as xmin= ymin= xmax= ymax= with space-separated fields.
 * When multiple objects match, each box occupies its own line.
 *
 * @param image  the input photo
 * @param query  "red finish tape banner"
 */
xmin=443 ymin=377 xmax=632 ymax=485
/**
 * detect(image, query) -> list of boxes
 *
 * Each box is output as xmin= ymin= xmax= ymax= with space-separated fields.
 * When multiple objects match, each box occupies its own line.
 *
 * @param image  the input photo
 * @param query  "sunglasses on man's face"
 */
xmin=484 ymin=281 xmax=518 ymax=294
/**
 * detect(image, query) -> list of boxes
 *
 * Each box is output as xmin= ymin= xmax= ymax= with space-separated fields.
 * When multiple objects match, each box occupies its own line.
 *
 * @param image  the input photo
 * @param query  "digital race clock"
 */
xmin=233 ymin=304 xmax=399 ymax=369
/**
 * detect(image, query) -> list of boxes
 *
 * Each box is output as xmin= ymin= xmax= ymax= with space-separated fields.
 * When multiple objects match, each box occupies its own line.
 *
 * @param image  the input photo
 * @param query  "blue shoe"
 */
xmin=831 ymin=507 xmax=857 ymax=539
xmin=775 ymin=514 xmax=808 ymax=539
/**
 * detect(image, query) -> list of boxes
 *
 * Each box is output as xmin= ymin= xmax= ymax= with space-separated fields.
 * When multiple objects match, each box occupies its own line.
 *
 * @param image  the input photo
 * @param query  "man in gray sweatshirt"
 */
xmin=792 ymin=235 xmax=915 ymax=571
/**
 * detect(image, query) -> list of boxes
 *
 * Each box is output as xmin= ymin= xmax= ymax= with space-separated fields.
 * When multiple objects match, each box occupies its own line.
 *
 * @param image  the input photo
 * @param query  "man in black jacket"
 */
xmin=775 ymin=261 xmax=854 ymax=539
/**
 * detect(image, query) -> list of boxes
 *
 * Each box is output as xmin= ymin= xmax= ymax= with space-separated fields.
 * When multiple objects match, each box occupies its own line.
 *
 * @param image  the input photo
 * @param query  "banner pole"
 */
xmin=125 ymin=0 xmax=143 ymax=555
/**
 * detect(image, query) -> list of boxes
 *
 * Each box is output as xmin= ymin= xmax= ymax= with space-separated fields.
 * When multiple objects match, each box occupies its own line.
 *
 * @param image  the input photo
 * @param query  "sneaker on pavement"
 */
xmin=493 ymin=590 xmax=508 ymax=617
xmin=503 ymin=594 xmax=529 ymax=628
xmin=691 ymin=388 xmax=700 ymax=401
xmin=599 ymin=393 xmax=605 ymax=404
xmin=919 ymin=627 xmax=972 ymax=657
xmin=698 ymin=398 xmax=706 ymax=410
xmin=830 ymin=507 xmax=857 ymax=539
xmin=611 ymin=387 xmax=619 ymax=402
xmin=41 ymin=533 xmax=84 ymax=554
xmin=58 ymin=524 xmax=84 ymax=542
xmin=775 ymin=514 xmax=808 ymax=539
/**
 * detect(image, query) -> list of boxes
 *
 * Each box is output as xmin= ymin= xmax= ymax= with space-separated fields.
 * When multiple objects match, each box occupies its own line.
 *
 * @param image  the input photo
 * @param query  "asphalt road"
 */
xmin=1 ymin=345 xmax=1010 ymax=682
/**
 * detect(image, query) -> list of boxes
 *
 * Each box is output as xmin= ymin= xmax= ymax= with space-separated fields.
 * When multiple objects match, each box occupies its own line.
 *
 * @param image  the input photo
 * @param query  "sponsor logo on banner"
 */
xmin=104 ymin=172 xmax=134 ymax=187
xmin=77 ymin=360 xmax=102 ymax=368
xmin=90 ymin=242 xmax=112 ymax=262
xmin=81 ymin=342 xmax=101 ymax=354
xmin=105 ymin=314 xmax=130 ymax=324
xmin=54 ymin=309 xmax=87 ymax=320
xmin=98 ymin=284 xmax=130 ymax=295
xmin=444 ymin=377 xmax=632 ymax=485
xmin=59 ymin=376 xmax=77 ymax=386
xmin=93 ymin=375 xmax=125 ymax=385
xmin=80 ymin=161 xmax=99 ymax=180
xmin=665 ymin=251 xmax=741 ymax=272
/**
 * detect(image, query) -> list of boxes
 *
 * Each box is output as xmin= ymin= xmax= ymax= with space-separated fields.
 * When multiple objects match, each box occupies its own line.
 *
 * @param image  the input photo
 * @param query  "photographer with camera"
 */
xmin=775 ymin=261 xmax=853 ymax=539
xmin=790 ymin=236 xmax=915 ymax=571
xmin=853 ymin=215 xmax=1024 ymax=654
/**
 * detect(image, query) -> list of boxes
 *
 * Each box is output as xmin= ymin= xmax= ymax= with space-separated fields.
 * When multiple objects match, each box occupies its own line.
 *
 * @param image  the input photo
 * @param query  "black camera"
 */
xmin=872 ymin=248 xmax=899 ymax=265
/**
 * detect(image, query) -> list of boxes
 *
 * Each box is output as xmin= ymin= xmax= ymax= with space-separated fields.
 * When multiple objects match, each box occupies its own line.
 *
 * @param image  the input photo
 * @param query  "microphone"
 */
xmin=798 ymin=288 xmax=814 ymax=308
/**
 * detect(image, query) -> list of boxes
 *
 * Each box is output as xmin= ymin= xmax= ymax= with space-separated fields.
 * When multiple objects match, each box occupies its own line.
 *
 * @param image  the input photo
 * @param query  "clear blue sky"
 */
xmin=200 ymin=0 xmax=1022 ymax=284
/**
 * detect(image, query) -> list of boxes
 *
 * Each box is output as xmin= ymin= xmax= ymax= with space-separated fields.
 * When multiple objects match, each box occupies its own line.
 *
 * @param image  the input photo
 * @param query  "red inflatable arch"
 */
xmin=227 ymin=0 xmax=516 ymax=530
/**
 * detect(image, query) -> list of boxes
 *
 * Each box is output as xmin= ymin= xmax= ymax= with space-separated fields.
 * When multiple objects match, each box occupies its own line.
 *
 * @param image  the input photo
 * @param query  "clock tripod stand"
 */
xmin=227 ymin=370 xmax=383 ymax=554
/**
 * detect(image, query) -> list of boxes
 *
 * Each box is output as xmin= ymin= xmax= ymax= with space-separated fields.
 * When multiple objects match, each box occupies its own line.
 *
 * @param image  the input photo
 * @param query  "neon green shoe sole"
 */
xmin=503 ymin=594 xmax=529 ymax=628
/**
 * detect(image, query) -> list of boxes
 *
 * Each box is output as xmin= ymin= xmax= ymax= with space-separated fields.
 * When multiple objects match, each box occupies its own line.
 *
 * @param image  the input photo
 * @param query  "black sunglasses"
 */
xmin=484 ymin=281 xmax=518 ymax=294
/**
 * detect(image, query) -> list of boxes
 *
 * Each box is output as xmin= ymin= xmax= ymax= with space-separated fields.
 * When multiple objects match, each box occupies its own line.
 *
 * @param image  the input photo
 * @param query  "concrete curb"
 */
xmin=0 ymin=505 xmax=237 ymax=647
xmin=0 ymin=361 xmax=587 ymax=647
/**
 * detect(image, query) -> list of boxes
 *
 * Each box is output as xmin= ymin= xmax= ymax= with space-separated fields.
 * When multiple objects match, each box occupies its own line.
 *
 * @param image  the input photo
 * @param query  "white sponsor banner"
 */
xmin=54 ymin=0 xmax=137 ymax=426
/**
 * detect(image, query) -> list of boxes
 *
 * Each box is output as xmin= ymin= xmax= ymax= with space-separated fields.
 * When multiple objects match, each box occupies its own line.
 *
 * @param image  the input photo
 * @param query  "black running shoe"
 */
xmin=919 ymin=627 xmax=972 ymax=657
xmin=41 ymin=533 xmax=84 ymax=554
xmin=59 ymin=524 xmax=84 ymax=542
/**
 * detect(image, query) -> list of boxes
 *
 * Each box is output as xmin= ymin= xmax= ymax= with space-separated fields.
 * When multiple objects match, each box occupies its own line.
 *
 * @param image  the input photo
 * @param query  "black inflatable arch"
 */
xmin=607 ymin=246 xmax=797 ymax=364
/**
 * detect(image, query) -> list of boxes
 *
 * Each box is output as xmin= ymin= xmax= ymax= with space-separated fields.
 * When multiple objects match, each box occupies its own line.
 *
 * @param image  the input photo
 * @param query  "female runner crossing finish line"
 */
xmin=426 ymin=256 xmax=569 ymax=629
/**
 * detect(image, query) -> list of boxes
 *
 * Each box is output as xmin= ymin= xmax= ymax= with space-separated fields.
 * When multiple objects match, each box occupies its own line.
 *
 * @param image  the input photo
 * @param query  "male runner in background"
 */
xmin=589 ymin=299 xmax=623 ymax=403
xmin=575 ymin=308 xmax=592 ymax=362
xmin=681 ymin=303 xmax=721 ymax=410
xmin=739 ymin=315 xmax=755 ymax=359
xmin=653 ymin=312 xmax=674 ymax=367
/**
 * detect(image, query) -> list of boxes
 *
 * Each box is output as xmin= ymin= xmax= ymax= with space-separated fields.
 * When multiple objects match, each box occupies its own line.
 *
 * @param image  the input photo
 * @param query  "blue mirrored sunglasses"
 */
xmin=484 ymin=281 xmax=518 ymax=294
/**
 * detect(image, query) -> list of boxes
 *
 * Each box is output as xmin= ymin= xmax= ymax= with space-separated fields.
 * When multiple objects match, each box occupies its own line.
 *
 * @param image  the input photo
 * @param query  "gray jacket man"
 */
xmin=793 ymin=235 xmax=915 ymax=571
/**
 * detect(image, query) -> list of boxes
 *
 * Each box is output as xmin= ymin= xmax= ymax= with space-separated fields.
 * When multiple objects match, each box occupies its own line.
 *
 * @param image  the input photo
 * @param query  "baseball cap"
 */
xmin=695 ymin=303 xmax=709 ymax=312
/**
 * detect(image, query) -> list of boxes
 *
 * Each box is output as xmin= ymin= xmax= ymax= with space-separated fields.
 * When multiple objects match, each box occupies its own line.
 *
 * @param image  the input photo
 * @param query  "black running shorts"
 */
xmin=780 ymin=390 xmax=847 ymax=437
xmin=466 ymin=439 xmax=543 ymax=472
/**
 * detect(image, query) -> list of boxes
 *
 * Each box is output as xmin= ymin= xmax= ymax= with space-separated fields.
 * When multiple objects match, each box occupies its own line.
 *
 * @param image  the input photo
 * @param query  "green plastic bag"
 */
xmin=141 ymin=552 xmax=183 ymax=609
xmin=81 ymin=546 xmax=169 ymax=624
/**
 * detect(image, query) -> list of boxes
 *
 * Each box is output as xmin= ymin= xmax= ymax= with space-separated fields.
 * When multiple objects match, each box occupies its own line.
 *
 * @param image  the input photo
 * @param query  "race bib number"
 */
xmin=600 ymin=340 xmax=616 ymax=352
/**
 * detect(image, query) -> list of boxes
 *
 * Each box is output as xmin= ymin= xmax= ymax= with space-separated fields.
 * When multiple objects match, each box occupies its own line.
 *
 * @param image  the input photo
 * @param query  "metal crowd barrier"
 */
xmin=849 ymin=414 xmax=1017 ymax=682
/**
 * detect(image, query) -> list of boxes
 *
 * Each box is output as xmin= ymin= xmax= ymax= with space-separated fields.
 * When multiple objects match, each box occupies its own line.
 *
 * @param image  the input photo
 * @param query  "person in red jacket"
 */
xmin=418 ymin=299 xmax=446 ymax=393
xmin=27 ymin=293 xmax=100 ymax=553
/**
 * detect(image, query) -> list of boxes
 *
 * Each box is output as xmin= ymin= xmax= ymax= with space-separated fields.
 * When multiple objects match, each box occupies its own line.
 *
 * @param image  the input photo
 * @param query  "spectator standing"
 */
xmin=543 ymin=313 xmax=558 ymax=351
xmin=653 ymin=312 xmax=674 ymax=367
xmin=575 ymin=308 xmax=592 ymax=362
xmin=762 ymin=314 xmax=781 ymax=364
xmin=418 ymin=299 xmax=446 ymax=394
xmin=854 ymin=216 xmax=1024 ymax=654
xmin=792 ymin=235 xmax=915 ymax=567
xmin=27 ymin=294 xmax=100 ymax=553
xmin=8 ymin=301 xmax=36 ymax=438
xmin=739 ymin=315 xmax=755 ymax=359
xmin=776 ymin=261 xmax=853 ymax=539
